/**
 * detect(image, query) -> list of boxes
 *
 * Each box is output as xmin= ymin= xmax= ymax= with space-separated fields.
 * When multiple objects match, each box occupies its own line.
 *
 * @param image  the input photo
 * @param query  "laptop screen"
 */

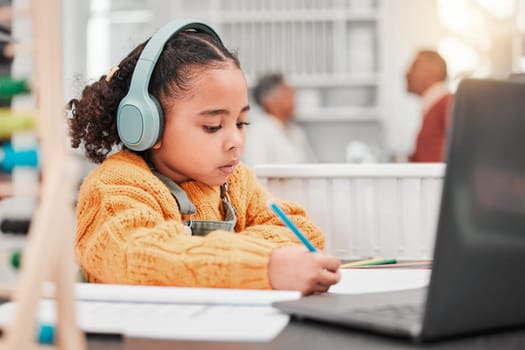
xmin=424 ymin=78 xmax=525 ymax=339
xmin=447 ymin=79 xmax=525 ymax=238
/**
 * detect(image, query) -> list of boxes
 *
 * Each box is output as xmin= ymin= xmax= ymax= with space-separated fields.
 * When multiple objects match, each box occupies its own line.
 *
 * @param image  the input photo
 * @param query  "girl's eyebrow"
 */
xmin=197 ymin=105 xmax=250 ymax=117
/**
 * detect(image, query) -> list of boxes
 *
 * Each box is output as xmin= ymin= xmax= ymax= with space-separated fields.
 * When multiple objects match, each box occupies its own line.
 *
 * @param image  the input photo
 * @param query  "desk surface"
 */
xmin=2 ymin=260 xmax=524 ymax=349
xmin=87 ymin=319 xmax=525 ymax=350
xmin=85 ymin=262 xmax=522 ymax=350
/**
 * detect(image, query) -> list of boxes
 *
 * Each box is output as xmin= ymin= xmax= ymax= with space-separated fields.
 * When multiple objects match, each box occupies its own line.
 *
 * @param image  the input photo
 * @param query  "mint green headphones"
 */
xmin=117 ymin=19 xmax=223 ymax=151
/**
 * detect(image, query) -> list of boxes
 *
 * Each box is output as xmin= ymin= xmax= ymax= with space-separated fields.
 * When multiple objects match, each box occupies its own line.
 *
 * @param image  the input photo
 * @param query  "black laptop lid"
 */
xmin=422 ymin=79 xmax=525 ymax=340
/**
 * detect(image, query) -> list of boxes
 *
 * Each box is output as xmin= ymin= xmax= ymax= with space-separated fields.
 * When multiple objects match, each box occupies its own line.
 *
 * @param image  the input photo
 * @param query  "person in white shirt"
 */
xmin=243 ymin=73 xmax=317 ymax=166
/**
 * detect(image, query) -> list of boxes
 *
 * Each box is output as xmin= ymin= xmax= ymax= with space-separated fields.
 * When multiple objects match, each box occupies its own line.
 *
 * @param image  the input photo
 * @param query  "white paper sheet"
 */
xmin=328 ymin=269 xmax=431 ymax=294
xmin=0 ymin=300 xmax=290 ymax=342
xmin=0 ymin=272 xmax=432 ymax=341
xmin=0 ymin=284 xmax=300 ymax=342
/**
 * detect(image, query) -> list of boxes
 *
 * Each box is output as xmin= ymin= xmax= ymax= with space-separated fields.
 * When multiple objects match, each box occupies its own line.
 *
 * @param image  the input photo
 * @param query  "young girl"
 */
xmin=67 ymin=21 xmax=340 ymax=295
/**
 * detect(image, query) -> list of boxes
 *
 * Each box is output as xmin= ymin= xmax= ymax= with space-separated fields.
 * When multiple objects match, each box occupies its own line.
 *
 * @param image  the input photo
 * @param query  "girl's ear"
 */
xmin=152 ymin=139 xmax=162 ymax=149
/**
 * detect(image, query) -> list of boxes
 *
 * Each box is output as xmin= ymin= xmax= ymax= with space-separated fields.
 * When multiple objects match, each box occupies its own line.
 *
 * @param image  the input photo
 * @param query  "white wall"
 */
xmin=62 ymin=0 xmax=90 ymax=103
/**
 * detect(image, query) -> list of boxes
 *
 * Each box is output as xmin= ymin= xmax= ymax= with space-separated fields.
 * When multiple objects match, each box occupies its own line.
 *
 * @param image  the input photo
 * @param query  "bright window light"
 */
xmin=476 ymin=0 xmax=515 ymax=19
xmin=438 ymin=36 xmax=480 ymax=78
xmin=437 ymin=0 xmax=471 ymax=32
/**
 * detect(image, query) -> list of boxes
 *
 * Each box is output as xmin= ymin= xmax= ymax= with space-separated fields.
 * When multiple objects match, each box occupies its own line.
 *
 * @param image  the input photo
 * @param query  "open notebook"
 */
xmin=274 ymin=78 xmax=525 ymax=342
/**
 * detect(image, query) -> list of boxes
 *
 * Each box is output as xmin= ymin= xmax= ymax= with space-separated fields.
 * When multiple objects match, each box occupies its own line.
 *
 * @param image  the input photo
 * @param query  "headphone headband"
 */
xmin=117 ymin=20 xmax=223 ymax=151
xmin=128 ymin=20 xmax=223 ymax=96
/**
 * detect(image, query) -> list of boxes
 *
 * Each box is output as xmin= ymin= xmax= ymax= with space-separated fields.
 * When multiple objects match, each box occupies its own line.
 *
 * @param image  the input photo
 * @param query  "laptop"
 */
xmin=273 ymin=78 xmax=525 ymax=342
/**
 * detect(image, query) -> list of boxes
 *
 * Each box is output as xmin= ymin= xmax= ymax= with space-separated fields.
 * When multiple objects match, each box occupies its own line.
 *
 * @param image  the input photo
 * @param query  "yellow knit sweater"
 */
xmin=76 ymin=151 xmax=325 ymax=289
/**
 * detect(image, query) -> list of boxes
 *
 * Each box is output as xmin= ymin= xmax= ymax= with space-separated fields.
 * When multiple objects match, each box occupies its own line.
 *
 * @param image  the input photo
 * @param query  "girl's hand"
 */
xmin=268 ymin=246 xmax=341 ymax=295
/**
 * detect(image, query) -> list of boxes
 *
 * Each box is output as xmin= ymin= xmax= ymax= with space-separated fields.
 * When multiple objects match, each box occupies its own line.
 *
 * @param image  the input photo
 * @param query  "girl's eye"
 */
xmin=203 ymin=125 xmax=222 ymax=133
xmin=236 ymin=121 xmax=250 ymax=129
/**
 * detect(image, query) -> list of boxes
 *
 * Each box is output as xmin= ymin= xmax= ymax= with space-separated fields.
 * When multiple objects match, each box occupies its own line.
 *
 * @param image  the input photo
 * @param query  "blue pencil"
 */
xmin=268 ymin=200 xmax=318 ymax=252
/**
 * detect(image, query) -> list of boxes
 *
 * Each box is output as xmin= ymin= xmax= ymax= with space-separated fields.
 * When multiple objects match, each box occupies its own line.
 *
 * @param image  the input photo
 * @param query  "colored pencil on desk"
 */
xmin=340 ymin=258 xmax=397 ymax=268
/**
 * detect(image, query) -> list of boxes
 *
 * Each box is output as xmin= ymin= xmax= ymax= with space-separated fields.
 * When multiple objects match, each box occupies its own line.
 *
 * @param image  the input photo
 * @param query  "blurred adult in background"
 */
xmin=242 ymin=73 xmax=317 ymax=166
xmin=406 ymin=50 xmax=454 ymax=162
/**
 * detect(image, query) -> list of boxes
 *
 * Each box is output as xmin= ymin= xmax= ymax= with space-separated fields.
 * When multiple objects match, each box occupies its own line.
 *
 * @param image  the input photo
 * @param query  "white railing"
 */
xmin=255 ymin=163 xmax=445 ymax=260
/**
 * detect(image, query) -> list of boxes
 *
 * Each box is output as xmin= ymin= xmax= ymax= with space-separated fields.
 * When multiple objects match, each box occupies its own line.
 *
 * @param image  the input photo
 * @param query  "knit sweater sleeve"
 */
xmin=229 ymin=163 xmax=325 ymax=250
xmin=75 ymin=153 xmax=275 ymax=289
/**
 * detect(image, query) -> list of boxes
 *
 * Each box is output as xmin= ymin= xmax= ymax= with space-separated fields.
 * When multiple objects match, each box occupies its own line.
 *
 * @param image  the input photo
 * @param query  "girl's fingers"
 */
xmin=304 ymin=269 xmax=341 ymax=295
xmin=316 ymin=254 xmax=341 ymax=272
xmin=319 ymin=268 xmax=341 ymax=287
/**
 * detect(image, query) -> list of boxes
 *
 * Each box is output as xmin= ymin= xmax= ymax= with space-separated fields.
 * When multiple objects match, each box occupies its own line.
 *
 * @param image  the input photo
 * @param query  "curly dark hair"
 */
xmin=67 ymin=29 xmax=240 ymax=163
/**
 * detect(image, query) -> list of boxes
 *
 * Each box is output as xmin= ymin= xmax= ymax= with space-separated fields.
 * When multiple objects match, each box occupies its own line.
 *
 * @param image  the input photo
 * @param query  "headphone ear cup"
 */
xmin=117 ymin=93 xmax=164 ymax=151
xmin=143 ymin=95 xmax=164 ymax=148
